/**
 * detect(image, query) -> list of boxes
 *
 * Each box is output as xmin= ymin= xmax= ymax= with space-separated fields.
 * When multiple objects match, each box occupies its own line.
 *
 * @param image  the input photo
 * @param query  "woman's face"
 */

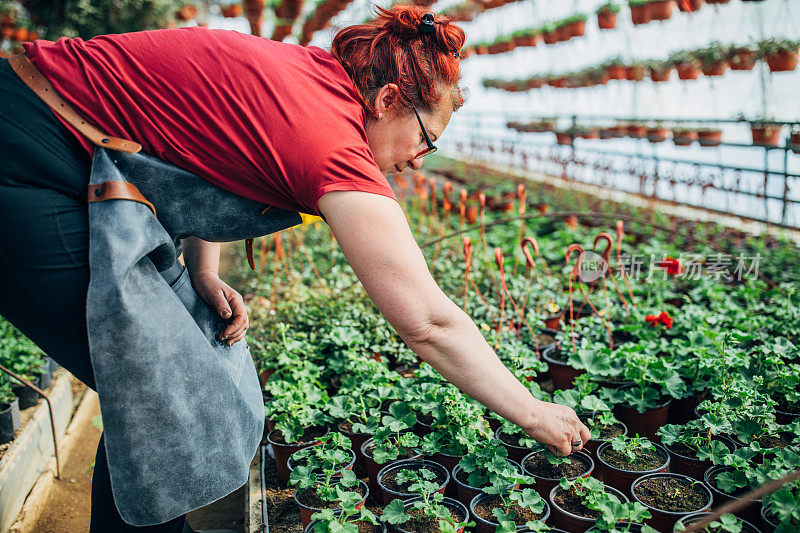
xmin=365 ymin=84 xmax=454 ymax=175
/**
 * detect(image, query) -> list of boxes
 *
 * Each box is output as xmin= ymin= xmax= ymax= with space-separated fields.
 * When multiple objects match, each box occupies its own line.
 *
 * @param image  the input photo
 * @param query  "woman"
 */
xmin=0 ymin=6 xmax=589 ymax=532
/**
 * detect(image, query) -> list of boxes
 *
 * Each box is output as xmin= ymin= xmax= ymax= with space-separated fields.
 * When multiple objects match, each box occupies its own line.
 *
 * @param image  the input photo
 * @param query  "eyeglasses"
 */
xmin=413 ymin=107 xmax=437 ymax=159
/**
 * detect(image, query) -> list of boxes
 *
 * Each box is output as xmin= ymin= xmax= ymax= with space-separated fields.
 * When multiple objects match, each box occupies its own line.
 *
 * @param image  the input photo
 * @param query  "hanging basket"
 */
xmin=751 ymin=125 xmax=783 ymax=147
xmin=630 ymin=4 xmax=652 ymax=25
xmin=675 ymin=61 xmax=702 ymax=80
xmin=597 ymin=10 xmax=617 ymax=29
xmin=701 ymin=60 xmax=728 ymax=76
xmin=649 ymin=0 xmax=676 ymax=21
xmin=765 ymin=50 xmax=799 ymax=72
xmin=650 ymin=66 xmax=672 ymax=82
xmin=729 ymin=48 xmax=756 ymax=70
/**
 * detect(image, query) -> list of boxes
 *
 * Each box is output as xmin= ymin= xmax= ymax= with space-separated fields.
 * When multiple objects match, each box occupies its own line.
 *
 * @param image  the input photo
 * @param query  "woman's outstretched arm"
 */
xmin=318 ymin=190 xmax=590 ymax=455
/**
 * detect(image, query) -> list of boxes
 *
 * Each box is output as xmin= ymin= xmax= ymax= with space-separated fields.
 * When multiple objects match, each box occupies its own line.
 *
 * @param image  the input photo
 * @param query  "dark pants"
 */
xmin=0 ymin=58 xmax=187 ymax=533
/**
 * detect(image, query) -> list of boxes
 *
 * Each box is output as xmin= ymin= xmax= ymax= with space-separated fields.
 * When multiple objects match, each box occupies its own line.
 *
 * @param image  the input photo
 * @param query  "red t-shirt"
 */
xmin=22 ymin=27 xmax=396 ymax=215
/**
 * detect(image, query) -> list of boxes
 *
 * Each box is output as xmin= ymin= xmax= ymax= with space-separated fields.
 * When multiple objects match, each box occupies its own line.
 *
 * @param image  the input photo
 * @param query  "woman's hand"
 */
xmin=191 ymin=271 xmax=249 ymax=345
xmin=524 ymin=400 xmax=591 ymax=456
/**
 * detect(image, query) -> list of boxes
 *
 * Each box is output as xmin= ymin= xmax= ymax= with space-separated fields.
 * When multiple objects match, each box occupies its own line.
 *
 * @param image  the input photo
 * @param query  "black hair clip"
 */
xmin=418 ymin=12 xmax=435 ymax=35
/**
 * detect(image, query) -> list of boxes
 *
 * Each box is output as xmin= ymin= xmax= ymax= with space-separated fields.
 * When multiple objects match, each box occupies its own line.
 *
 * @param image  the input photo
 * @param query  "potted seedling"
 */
xmin=288 ymin=432 xmax=357 ymax=479
xmin=596 ymin=435 xmax=670 ymax=494
xmin=625 ymin=63 xmax=646 ymax=82
xmin=596 ymin=2 xmax=620 ymax=29
xmin=266 ymin=384 xmax=331 ymax=483
xmin=290 ymin=434 xmax=369 ymax=527
xmin=553 ymin=376 xmax=628 ymax=459
xmin=729 ymin=45 xmax=756 ymax=71
xmin=471 ymin=481 xmax=550 ymax=533
xmin=672 ymin=127 xmax=698 ymax=146
xmin=381 ymin=474 xmax=473 ymax=533
xmin=452 ymin=438 xmax=525 ymax=507
xmin=675 ymin=512 xmax=760 ymax=532
xmin=757 ymin=38 xmax=800 ymax=72
xmin=377 ymin=463 xmax=450 ymax=504
xmin=361 ymin=402 xmax=421 ymax=503
xmin=306 ymin=497 xmax=384 ymax=532
xmin=649 ymin=0 xmax=676 ymax=21
xmin=697 ymin=128 xmax=723 ymax=147
xmin=631 ymin=473 xmax=713 ymax=531
xmin=549 ymin=476 xmax=650 ymax=531
xmin=749 ymin=119 xmax=782 ymax=147
xmin=696 ymin=43 xmax=729 ymax=76
xmin=647 ymin=123 xmax=670 ymax=143
xmin=761 ymin=478 xmax=800 ymax=532
xmin=647 ymin=60 xmax=672 ymax=82
xmin=0 ymin=375 xmax=20 ymax=444
xmin=326 ymin=394 xmax=382 ymax=476
xmin=522 ymin=446 xmax=594 ymax=500
xmin=541 ymin=23 xmax=558 ymax=45
xmin=670 ymin=51 xmax=702 ymax=80
xmin=629 ymin=0 xmax=652 ymax=25
xmin=604 ymin=57 xmax=627 ymax=80
xmin=496 ymin=419 xmax=542 ymax=464
xmin=656 ymin=422 xmax=733 ymax=480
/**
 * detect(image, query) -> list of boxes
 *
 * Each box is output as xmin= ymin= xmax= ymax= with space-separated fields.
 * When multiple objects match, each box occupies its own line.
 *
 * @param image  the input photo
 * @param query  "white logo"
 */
xmin=578 ymin=251 xmax=608 ymax=282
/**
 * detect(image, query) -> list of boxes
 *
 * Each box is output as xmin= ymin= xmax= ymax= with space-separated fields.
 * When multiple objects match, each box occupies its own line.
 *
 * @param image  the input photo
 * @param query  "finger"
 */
xmin=225 ymin=319 xmax=249 ymax=344
xmin=557 ymin=440 xmax=572 ymax=456
xmin=579 ymin=424 xmax=591 ymax=445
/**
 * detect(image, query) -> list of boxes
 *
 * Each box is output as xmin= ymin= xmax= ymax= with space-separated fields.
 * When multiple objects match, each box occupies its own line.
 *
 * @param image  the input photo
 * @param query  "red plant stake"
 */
xmin=565 ymin=244 xmax=613 ymax=350
xmin=459 ymin=189 xmax=467 ymax=229
xmin=462 ymin=237 xmax=473 ymax=312
xmin=514 ymin=184 xmax=527 ymax=276
xmin=493 ymin=248 xmax=507 ymax=345
xmin=616 ymin=221 xmax=636 ymax=306
xmin=593 ymin=232 xmax=629 ymax=314
xmin=496 ymin=247 xmax=543 ymax=356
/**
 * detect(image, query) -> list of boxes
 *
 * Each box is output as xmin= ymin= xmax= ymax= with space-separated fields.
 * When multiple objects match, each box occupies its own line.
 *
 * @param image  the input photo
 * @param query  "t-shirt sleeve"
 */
xmin=303 ymin=144 xmax=398 ymax=215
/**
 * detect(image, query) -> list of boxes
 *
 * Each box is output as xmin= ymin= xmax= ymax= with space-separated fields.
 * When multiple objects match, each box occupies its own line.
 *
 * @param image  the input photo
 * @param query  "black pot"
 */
xmin=675 ymin=511 xmax=760 ymax=532
xmin=595 ymin=441 xmax=670 ymax=496
xmin=704 ymin=466 xmax=762 ymax=526
xmin=470 ymin=491 xmax=550 ymax=533
xmin=389 ymin=496 xmax=469 ymax=533
xmin=12 ymin=376 xmax=41 ymax=410
xmin=38 ymin=358 xmax=55 ymax=390
xmin=0 ymin=398 xmax=21 ymax=444
xmin=631 ymin=473 xmax=713 ymax=531
xmin=377 ymin=459 xmax=449 ymax=503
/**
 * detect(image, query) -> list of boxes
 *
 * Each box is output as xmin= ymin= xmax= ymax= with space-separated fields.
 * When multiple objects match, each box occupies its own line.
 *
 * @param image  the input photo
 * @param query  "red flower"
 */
xmin=645 ymin=311 xmax=673 ymax=329
xmin=657 ymin=257 xmax=683 ymax=276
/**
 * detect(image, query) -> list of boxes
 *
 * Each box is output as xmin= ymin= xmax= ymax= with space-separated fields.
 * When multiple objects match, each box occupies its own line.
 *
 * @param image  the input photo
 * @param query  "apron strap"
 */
xmin=8 ymin=53 xmax=143 ymax=154
xmin=88 ymin=181 xmax=157 ymax=217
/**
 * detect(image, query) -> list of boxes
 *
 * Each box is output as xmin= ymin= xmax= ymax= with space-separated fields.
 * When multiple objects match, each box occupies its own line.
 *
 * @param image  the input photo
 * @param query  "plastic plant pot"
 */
xmin=675 ymin=511 xmax=760 ymax=533
xmin=287 ymin=447 xmax=356 ymax=477
xmin=377 ymin=459 xmax=449 ymax=504
xmin=522 ymin=449 xmax=594 ymax=500
xmin=579 ymin=418 xmax=628 ymax=465
xmin=13 ymin=376 xmax=41 ymax=410
xmin=751 ymin=125 xmax=783 ymax=147
xmin=704 ymin=466 xmax=762 ymax=525
xmin=676 ymin=61 xmax=702 ymax=80
xmin=337 ymin=421 xmax=371 ymax=477
xmin=295 ymin=479 xmax=369 ymax=528
xmin=697 ymin=129 xmax=723 ymax=147
xmin=470 ymin=491 xmax=550 ymax=533
xmin=451 ymin=460 xmax=522 ymax=508
xmin=631 ymin=473 xmax=713 ymax=531
xmin=649 ymin=0 xmax=676 ymax=21
xmin=673 ymin=130 xmax=698 ymax=146
xmin=597 ymin=10 xmax=617 ymax=30
xmin=390 ymin=496 xmax=469 ymax=533
xmin=702 ymin=60 xmax=729 ymax=76
xmin=765 ymin=49 xmax=799 ymax=72
xmin=613 ymin=394 xmax=672 ymax=440
xmin=595 ymin=441 xmax=670 ymax=496
xmin=305 ymin=515 xmax=387 ymax=533
xmin=494 ymin=426 xmax=536 ymax=464
xmin=431 ymin=450 xmax=464 ymax=498
xmin=542 ymin=346 xmax=586 ymax=391
xmin=267 ymin=427 xmax=328 ymax=484
xmin=630 ymin=4 xmax=651 ymax=25
xmin=549 ymin=483 xmax=629 ymax=532
xmin=361 ymin=437 xmax=421 ymax=504
xmin=664 ymin=437 xmax=733 ymax=481
xmin=544 ymin=313 xmax=563 ymax=330
xmin=0 ymin=398 xmax=21 ymax=444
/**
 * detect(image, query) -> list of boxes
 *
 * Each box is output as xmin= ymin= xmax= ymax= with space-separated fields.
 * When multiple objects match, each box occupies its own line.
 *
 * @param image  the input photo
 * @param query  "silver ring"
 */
xmin=572 ymin=439 xmax=582 ymax=447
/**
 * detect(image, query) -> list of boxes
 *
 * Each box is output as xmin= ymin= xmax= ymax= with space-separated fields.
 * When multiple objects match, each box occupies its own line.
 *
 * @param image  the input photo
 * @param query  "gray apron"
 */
xmin=87 ymin=147 xmax=302 ymax=526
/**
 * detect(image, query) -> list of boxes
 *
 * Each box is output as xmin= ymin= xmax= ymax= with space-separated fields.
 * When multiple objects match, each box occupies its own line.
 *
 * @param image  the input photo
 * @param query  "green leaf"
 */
xmin=381 ymin=499 xmax=409 ymax=525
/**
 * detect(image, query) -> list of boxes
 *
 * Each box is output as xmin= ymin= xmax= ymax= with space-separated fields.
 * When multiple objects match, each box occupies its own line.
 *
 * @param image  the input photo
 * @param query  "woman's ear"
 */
xmin=373 ymin=83 xmax=400 ymax=117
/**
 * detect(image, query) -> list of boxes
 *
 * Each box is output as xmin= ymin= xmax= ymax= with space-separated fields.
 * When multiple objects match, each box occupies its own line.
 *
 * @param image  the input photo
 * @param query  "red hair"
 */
xmin=330 ymin=5 xmax=466 ymax=116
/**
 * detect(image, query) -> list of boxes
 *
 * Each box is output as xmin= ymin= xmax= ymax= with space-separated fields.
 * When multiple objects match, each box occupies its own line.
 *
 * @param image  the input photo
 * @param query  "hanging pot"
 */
xmin=649 ymin=0 xmax=676 ymax=20
xmin=630 ymin=5 xmax=652 ymax=25
xmin=597 ymin=10 xmax=617 ymax=29
xmin=751 ymin=125 xmax=782 ymax=147
xmin=765 ymin=49 xmax=799 ymax=72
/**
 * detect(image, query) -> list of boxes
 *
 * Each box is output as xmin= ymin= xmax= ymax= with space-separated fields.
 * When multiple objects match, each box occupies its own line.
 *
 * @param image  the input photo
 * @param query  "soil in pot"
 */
xmin=362 ymin=437 xmax=420 ymax=504
xmin=394 ymin=497 xmax=468 ymax=533
xmin=522 ymin=450 xmax=593 ymax=499
xmin=472 ymin=493 xmax=548 ymax=531
xmin=495 ymin=427 xmax=536 ymax=463
xmin=550 ymin=483 xmax=628 ymax=531
xmin=296 ymin=480 xmax=368 ymax=528
xmin=378 ymin=460 xmax=448 ymax=502
xmin=633 ymin=474 xmax=711 ymax=530
xmin=597 ymin=441 xmax=669 ymax=494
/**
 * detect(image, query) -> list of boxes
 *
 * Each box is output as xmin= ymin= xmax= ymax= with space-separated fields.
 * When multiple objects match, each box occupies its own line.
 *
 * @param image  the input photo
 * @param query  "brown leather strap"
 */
xmin=88 ymin=181 xmax=156 ymax=217
xmin=9 ymin=53 xmax=142 ymax=154
xmin=245 ymin=239 xmax=255 ymax=271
